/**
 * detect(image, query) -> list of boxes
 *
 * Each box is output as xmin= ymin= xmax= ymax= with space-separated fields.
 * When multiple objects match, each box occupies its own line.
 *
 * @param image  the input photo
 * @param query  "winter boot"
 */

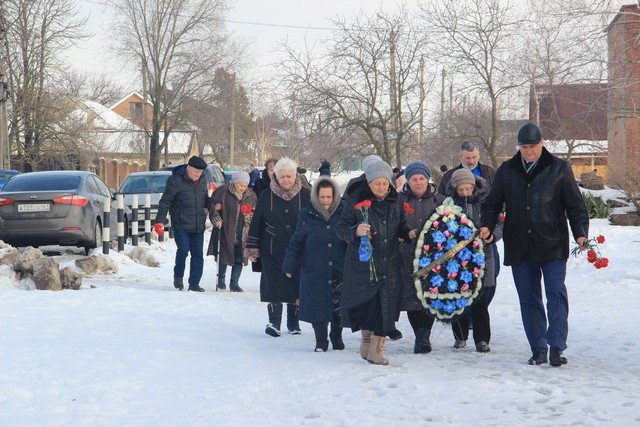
xmin=387 ymin=327 xmax=403 ymax=341
xmin=312 ymin=323 xmax=329 ymax=352
xmin=265 ymin=303 xmax=283 ymax=337
xmin=476 ymin=341 xmax=491 ymax=353
xmin=360 ymin=330 xmax=372 ymax=360
xmin=549 ymin=347 xmax=567 ymax=367
xmin=216 ymin=269 xmax=226 ymax=290
xmin=528 ymin=351 xmax=548 ymax=365
xmin=413 ymin=328 xmax=432 ymax=354
xmin=229 ymin=264 xmax=243 ymax=292
xmin=188 ymin=284 xmax=205 ymax=292
xmin=173 ymin=276 xmax=183 ymax=291
xmin=367 ymin=335 xmax=389 ymax=365
xmin=454 ymin=340 xmax=467 ymax=349
xmin=286 ymin=304 xmax=301 ymax=334
xmin=329 ymin=322 xmax=344 ymax=350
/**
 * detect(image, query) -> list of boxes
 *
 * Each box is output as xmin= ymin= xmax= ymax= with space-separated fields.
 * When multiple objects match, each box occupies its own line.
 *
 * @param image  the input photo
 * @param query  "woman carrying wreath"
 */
xmin=397 ymin=161 xmax=445 ymax=354
xmin=208 ymin=171 xmax=258 ymax=292
xmin=335 ymin=159 xmax=416 ymax=365
xmin=245 ymin=157 xmax=311 ymax=337
xmin=282 ymin=176 xmax=347 ymax=352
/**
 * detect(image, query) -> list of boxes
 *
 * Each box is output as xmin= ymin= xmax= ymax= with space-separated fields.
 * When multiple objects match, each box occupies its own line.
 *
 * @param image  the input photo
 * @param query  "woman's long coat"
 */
xmin=246 ymin=177 xmax=311 ymax=303
xmin=206 ymin=184 xmax=257 ymax=266
xmin=397 ymin=184 xmax=445 ymax=312
xmin=335 ymin=180 xmax=412 ymax=334
xmin=282 ymin=178 xmax=346 ymax=324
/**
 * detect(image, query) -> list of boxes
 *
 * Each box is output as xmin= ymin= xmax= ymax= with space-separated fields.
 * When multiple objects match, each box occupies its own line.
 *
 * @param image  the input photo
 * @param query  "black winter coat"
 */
xmin=438 ymin=162 xmax=496 ymax=196
xmin=282 ymin=178 xmax=346 ymax=323
xmin=252 ymin=168 xmax=271 ymax=200
xmin=481 ymin=147 xmax=589 ymax=266
xmin=155 ymin=165 xmax=211 ymax=233
xmin=246 ymin=179 xmax=311 ymax=303
xmin=446 ymin=176 xmax=501 ymax=287
xmin=335 ymin=180 xmax=412 ymax=334
xmin=398 ymin=184 xmax=445 ymax=312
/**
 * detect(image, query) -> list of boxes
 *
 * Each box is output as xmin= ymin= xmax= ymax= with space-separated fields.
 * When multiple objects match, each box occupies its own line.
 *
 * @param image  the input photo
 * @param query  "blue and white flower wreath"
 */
xmin=413 ymin=197 xmax=486 ymax=321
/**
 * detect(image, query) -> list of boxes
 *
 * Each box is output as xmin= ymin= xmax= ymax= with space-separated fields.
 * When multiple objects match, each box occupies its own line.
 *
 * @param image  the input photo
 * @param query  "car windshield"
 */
xmin=0 ymin=171 xmax=19 ymax=181
xmin=119 ymin=175 xmax=169 ymax=193
xmin=2 ymin=174 xmax=81 ymax=191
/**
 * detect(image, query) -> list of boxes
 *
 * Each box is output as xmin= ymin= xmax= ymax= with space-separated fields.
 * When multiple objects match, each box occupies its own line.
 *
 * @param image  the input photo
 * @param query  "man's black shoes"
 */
xmin=549 ymin=347 xmax=568 ymax=367
xmin=188 ymin=285 xmax=205 ymax=292
xmin=174 ymin=277 xmax=184 ymax=291
xmin=528 ymin=352 xmax=548 ymax=365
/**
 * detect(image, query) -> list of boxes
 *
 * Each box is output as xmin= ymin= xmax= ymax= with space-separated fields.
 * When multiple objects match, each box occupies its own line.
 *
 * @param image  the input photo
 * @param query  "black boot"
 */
xmin=216 ymin=264 xmax=226 ymax=290
xmin=329 ymin=322 xmax=344 ymax=350
xmin=549 ymin=347 xmax=568 ymax=367
xmin=413 ymin=328 xmax=432 ymax=354
xmin=229 ymin=263 xmax=243 ymax=292
xmin=286 ymin=304 xmax=301 ymax=334
xmin=173 ymin=276 xmax=183 ymax=291
xmin=265 ymin=303 xmax=283 ymax=337
xmin=188 ymin=284 xmax=205 ymax=292
xmin=312 ymin=323 xmax=329 ymax=352
xmin=387 ymin=327 xmax=403 ymax=341
xmin=528 ymin=351 xmax=548 ymax=365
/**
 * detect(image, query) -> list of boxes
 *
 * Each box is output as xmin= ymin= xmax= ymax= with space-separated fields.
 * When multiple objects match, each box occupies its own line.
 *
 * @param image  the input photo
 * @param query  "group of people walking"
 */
xmin=154 ymin=122 xmax=589 ymax=368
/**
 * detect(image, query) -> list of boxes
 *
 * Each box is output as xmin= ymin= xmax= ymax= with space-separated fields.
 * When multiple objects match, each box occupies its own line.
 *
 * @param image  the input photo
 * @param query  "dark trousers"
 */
xmin=218 ymin=244 xmax=243 ymax=286
xmin=452 ymin=294 xmax=491 ymax=344
xmin=511 ymin=260 xmax=568 ymax=353
xmin=407 ymin=310 xmax=435 ymax=331
xmin=173 ymin=231 xmax=204 ymax=287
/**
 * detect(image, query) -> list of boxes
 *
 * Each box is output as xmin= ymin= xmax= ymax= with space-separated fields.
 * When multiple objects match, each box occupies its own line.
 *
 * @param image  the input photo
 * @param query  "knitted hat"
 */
xmin=517 ymin=123 xmax=542 ymax=145
xmin=362 ymin=155 xmax=382 ymax=171
xmin=187 ymin=156 xmax=207 ymax=170
xmin=364 ymin=160 xmax=393 ymax=184
xmin=231 ymin=170 xmax=250 ymax=184
xmin=404 ymin=161 xmax=431 ymax=181
xmin=450 ymin=168 xmax=476 ymax=189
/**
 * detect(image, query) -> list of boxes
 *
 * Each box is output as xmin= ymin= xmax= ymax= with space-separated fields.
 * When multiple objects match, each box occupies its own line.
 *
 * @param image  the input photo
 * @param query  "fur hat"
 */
xmin=404 ymin=161 xmax=431 ymax=181
xmin=231 ymin=170 xmax=250 ymax=184
xmin=364 ymin=160 xmax=393 ymax=184
xmin=187 ymin=156 xmax=207 ymax=170
xmin=450 ymin=168 xmax=476 ymax=189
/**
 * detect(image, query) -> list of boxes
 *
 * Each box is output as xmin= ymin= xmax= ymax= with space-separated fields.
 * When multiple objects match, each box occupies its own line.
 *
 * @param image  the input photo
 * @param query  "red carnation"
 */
xmin=596 ymin=235 xmax=606 ymax=244
xmin=241 ymin=204 xmax=253 ymax=215
xmin=587 ymin=249 xmax=597 ymax=263
xmin=354 ymin=200 xmax=372 ymax=210
xmin=403 ymin=201 xmax=415 ymax=215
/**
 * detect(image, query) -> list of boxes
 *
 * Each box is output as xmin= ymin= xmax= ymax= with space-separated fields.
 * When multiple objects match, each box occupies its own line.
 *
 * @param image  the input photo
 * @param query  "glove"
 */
xmin=154 ymin=222 xmax=164 ymax=238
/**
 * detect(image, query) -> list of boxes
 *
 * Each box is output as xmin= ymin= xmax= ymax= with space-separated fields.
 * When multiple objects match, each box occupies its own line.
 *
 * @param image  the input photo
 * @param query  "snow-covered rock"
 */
xmin=75 ymin=254 xmax=118 ymax=275
xmin=32 ymin=258 xmax=61 ymax=291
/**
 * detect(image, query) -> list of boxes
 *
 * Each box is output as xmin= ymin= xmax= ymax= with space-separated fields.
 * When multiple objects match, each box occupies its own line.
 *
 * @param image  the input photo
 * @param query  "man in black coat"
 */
xmin=480 ymin=123 xmax=589 ymax=367
xmin=253 ymin=158 xmax=277 ymax=199
xmin=155 ymin=156 xmax=212 ymax=292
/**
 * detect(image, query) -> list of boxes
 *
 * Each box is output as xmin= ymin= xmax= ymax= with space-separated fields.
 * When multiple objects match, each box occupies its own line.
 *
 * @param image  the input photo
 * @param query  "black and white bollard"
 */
xmin=131 ymin=194 xmax=139 ymax=246
xmin=144 ymin=194 xmax=151 ymax=245
xmin=116 ymin=193 xmax=125 ymax=252
xmin=102 ymin=196 xmax=110 ymax=255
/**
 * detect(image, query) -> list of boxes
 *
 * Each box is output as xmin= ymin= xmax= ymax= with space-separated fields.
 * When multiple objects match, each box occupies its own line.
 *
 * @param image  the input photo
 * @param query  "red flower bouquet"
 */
xmin=354 ymin=199 xmax=377 ymax=283
xmin=403 ymin=201 xmax=415 ymax=215
xmin=572 ymin=235 xmax=609 ymax=269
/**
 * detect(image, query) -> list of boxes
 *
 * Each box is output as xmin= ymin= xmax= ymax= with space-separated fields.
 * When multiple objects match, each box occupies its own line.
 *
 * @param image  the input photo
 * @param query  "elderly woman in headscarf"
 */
xmin=246 ymin=157 xmax=311 ymax=337
xmin=283 ymin=176 xmax=347 ymax=352
xmin=397 ymin=161 xmax=445 ymax=354
xmin=208 ymin=170 xmax=258 ymax=292
xmin=335 ymin=159 xmax=416 ymax=365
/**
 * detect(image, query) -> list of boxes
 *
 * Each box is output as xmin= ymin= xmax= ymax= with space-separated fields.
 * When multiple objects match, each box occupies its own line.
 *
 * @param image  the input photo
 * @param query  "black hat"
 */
xmin=517 ymin=123 xmax=542 ymax=145
xmin=187 ymin=156 xmax=207 ymax=170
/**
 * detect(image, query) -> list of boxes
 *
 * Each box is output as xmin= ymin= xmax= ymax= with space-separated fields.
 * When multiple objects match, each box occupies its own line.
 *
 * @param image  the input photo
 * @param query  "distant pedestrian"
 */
xmin=253 ymin=158 xmax=278 ymax=199
xmin=248 ymin=164 xmax=260 ymax=189
xmin=155 ymin=156 xmax=212 ymax=292
xmin=318 ymin=159 xmax=331 ymax=176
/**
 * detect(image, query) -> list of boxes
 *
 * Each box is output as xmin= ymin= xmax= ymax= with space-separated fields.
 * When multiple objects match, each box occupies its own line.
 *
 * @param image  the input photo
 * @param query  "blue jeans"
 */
xmin=511 ymin=260 xmax=569 ymax=353
xmin=173 ymin=231 xmax=204 ymax=287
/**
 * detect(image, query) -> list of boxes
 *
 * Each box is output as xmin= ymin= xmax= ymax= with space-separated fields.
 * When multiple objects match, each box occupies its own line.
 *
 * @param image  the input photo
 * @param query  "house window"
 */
xmin=129 ymin=102 xmax=144 ymax=120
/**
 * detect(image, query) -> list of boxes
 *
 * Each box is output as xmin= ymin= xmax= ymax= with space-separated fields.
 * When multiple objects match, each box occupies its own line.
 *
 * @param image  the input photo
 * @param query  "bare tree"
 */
xmin=420 ymin=0 xmax=525 ymax=167
xmin=58 ymin=70 xmax=127 ymax=107
xmin=280 ymin=9 xmax=431 ymax=167
xmin=1 ymin=0 xmax=86 ymax=171
xmin=111 ymin=0 xmax=243 ymax=170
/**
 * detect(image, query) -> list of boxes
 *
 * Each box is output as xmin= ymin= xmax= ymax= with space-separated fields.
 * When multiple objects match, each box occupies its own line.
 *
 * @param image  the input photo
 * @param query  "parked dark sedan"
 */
xmin=118 ymin=171 xmax=171 ymax=232
xmin=0 ymin=171 xmax=129 ymax=254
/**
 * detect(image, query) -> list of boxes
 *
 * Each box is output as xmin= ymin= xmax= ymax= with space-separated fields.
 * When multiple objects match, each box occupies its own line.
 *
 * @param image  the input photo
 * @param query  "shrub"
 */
xmin=582 ymin=193 xmax=611 ymax=219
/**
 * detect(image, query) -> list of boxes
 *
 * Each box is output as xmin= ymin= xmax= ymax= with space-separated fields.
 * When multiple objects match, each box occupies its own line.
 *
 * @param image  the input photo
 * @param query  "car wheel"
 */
xmin=85 ymin=220 xmax=101 ymax=255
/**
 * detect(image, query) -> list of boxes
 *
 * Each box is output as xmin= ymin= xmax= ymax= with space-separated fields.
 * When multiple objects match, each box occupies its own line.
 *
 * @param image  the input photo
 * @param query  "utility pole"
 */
xmin=141 ymin=60 xmax=149 ymax=170
xmin=440 ymin=68 xmax=446 ymax=133
xmin=229 ymin=74 xmax=236 ymax=168
xmin=0 ymin=23 xmax=9 ymax=169
xmin=419 ymin=56 xmax=425 ymax=149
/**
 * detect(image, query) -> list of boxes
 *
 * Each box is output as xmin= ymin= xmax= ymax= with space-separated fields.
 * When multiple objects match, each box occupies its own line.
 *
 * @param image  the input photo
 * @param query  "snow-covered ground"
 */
xmin=1 ymin=219 xmax=640 ymax=426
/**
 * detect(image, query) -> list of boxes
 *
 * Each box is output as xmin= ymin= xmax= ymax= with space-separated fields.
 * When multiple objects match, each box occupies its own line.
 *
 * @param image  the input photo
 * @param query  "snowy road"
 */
xmin=1 ymin=219 xmax=640 ymax=426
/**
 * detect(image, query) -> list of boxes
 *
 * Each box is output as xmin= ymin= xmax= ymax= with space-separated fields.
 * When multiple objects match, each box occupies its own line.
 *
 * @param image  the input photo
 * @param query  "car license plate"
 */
xmin=18 ymin=203 xmax=50 ymax=213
